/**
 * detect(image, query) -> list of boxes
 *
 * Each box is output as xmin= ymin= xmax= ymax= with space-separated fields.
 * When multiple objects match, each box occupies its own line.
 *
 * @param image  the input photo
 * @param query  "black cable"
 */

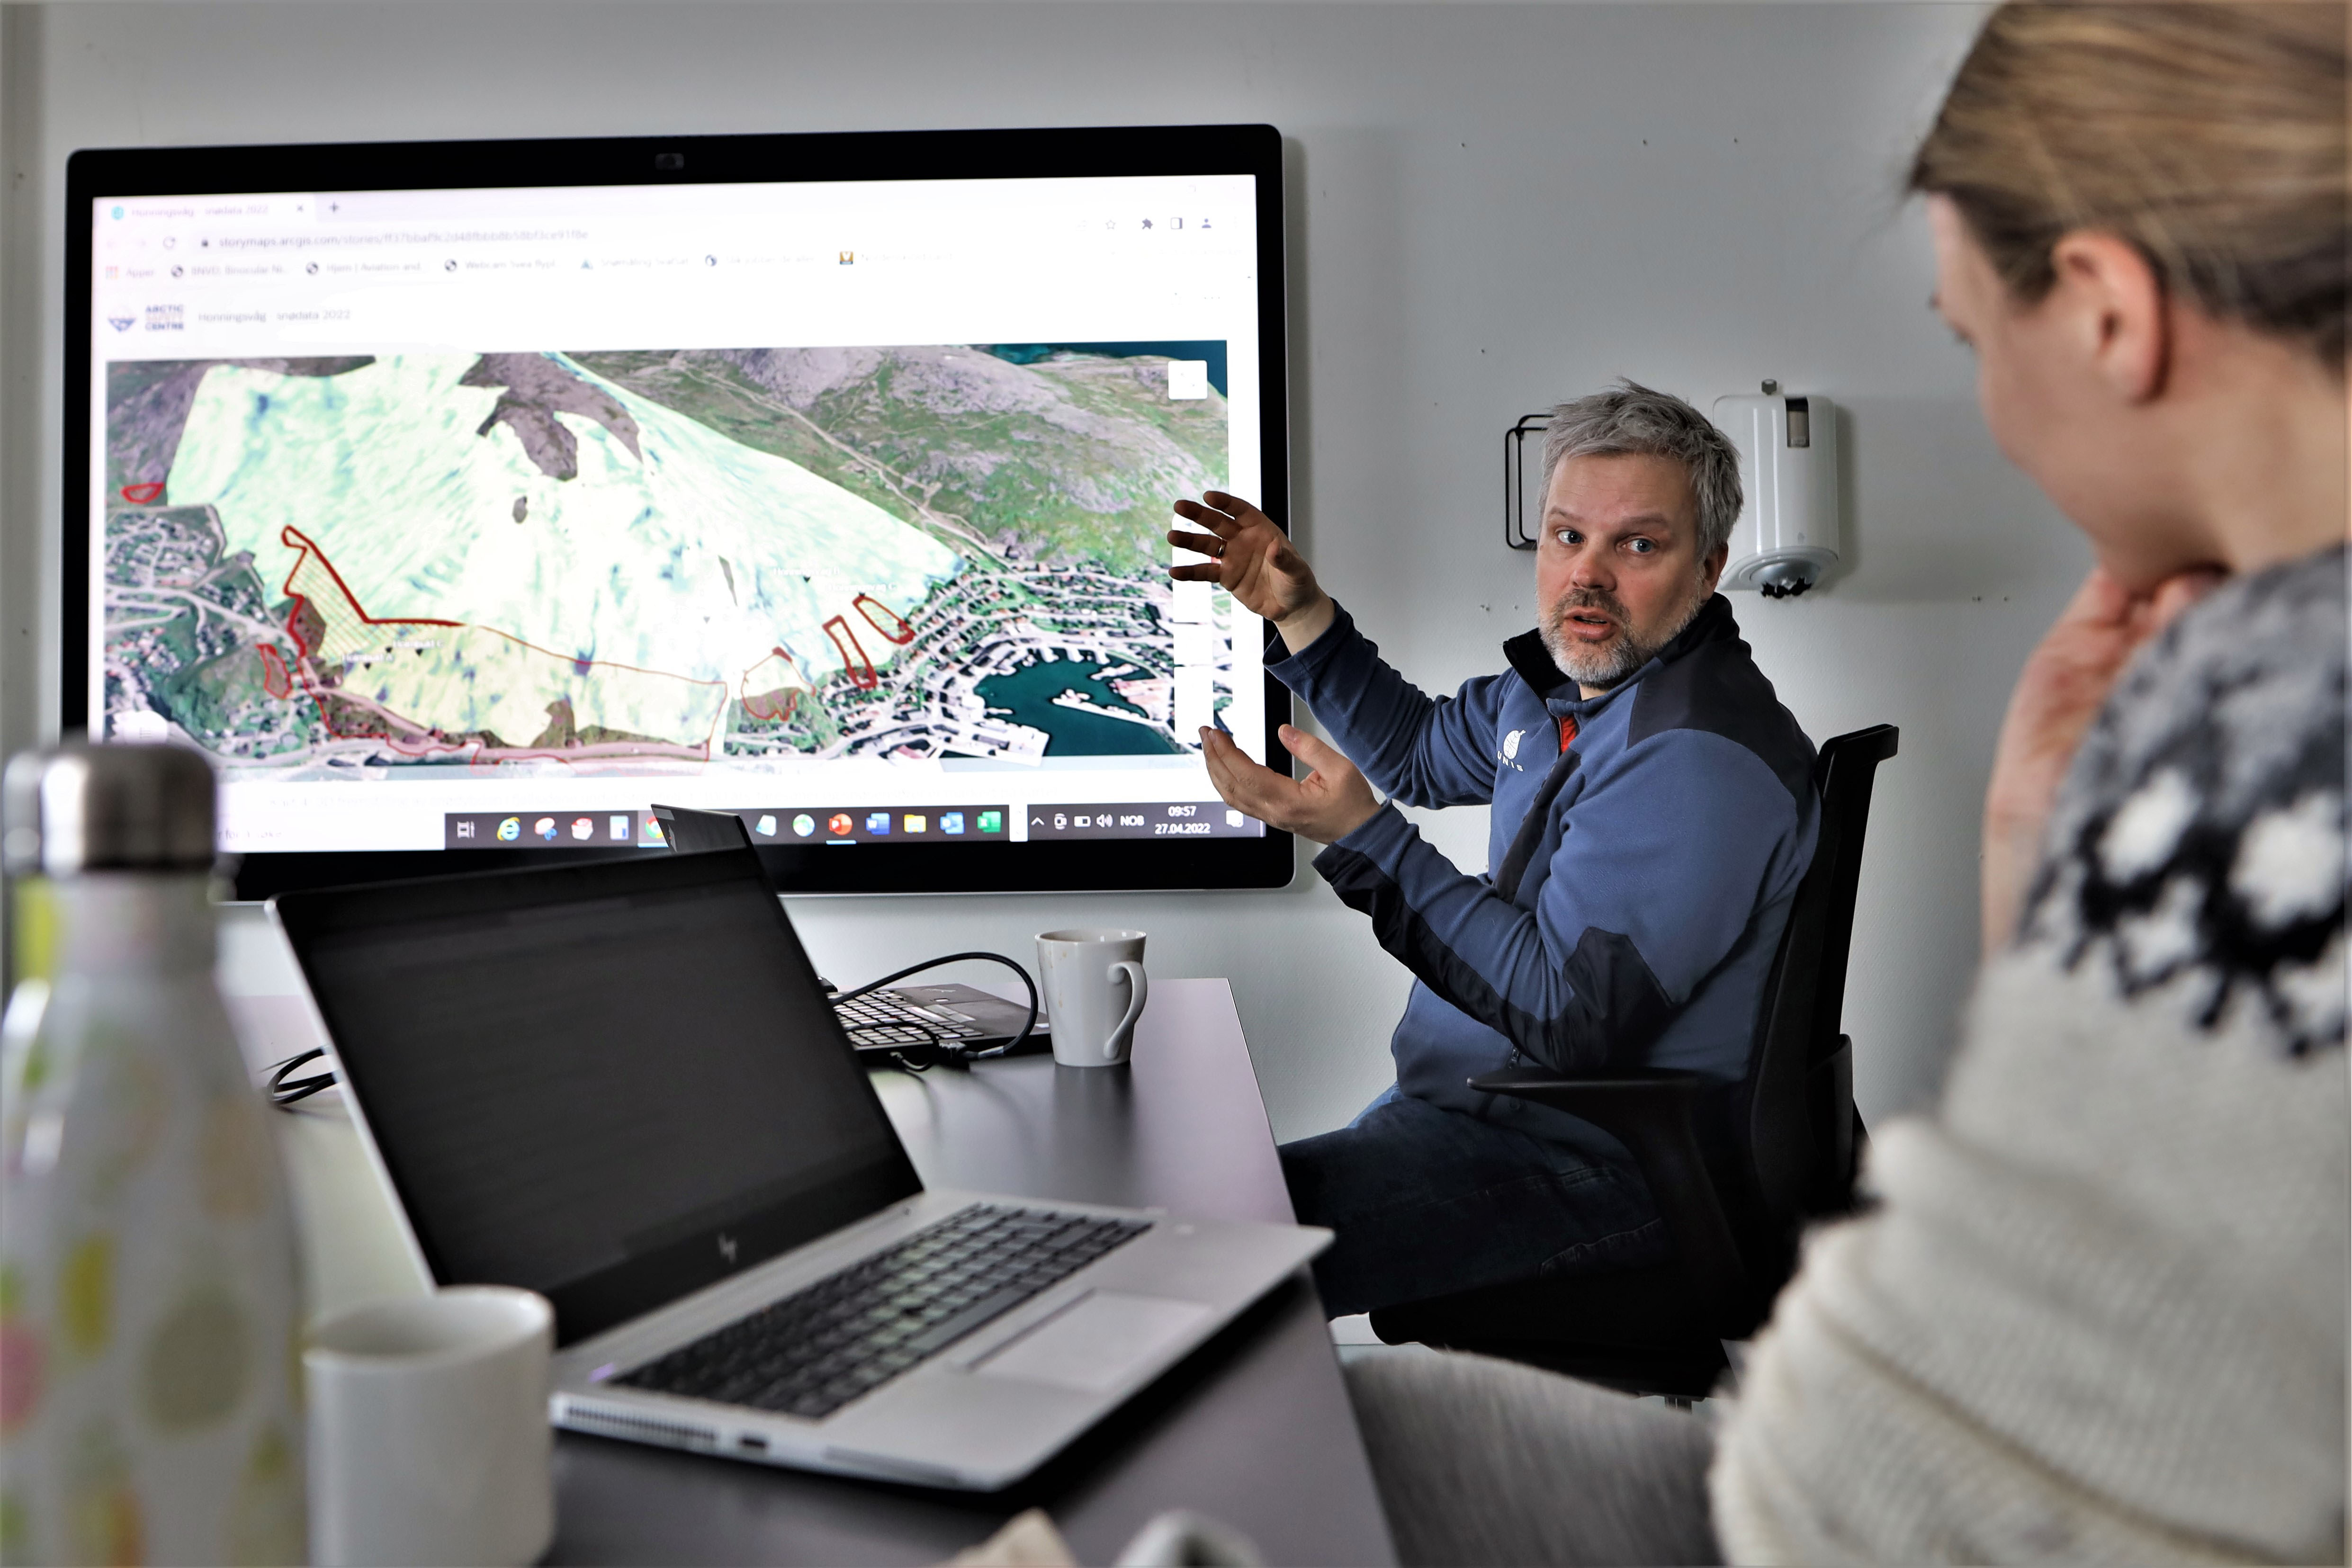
xmin=263 ymin=950 xmax=1042 ymax=1108
xmin=833 ymin=951 xmax=1041 ymax=1070
xmin=266 ymin=1047 xmax=337 ymax=1109
xmin=843 ymin=1015 xmax=949 ymax=1070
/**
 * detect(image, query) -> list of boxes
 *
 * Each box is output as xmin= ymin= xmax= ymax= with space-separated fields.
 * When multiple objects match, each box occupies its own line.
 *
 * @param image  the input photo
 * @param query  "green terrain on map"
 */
xmin=569 ymin=348 xmax=1227 ymax=578
xmin=101 ymin=344 xmax=1231 ymax=771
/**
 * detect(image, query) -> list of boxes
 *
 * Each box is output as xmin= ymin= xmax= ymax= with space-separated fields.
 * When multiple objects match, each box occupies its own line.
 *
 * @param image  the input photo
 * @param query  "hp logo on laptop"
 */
xmin=717 ymin=1234 xmax=739 ymax=1266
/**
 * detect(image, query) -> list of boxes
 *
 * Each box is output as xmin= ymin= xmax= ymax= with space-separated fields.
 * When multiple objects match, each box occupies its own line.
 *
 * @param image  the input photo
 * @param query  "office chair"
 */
xmin=1367 ymin=723 xmax=1900 ymax=1398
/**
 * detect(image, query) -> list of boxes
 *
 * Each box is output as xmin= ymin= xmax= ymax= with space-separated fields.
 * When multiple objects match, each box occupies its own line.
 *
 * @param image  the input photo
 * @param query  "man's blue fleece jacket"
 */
xmin=1268 ymin=594 xmax=1819 ymax=1153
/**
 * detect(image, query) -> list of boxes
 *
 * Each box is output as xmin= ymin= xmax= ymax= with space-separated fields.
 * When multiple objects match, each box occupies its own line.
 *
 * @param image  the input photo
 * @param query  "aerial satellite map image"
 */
xmin=100 ymin=343 xmax=1235 ymax=774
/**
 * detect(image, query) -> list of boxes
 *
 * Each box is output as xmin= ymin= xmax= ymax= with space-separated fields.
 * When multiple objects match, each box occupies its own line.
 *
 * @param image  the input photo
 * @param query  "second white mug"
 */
xmin=305 ymin=1286 xmax=555 ymax=1568
xmin=1036 ymin=928 xmax=1149 ymax=1066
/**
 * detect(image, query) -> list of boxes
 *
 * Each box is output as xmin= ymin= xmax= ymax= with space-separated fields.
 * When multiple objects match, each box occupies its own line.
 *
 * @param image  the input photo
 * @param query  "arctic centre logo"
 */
xmin=107 ymin=315 xmax=135 ymax=334
xmin=144 ymin=303 xmax=184 ymax=332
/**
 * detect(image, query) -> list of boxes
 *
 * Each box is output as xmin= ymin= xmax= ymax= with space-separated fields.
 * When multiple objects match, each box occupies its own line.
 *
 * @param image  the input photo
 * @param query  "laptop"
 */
xmin=270 ymin=849 xmax=1328 ymax=1490
xmin=649 ymin=802 xmax=1048 ymax=1054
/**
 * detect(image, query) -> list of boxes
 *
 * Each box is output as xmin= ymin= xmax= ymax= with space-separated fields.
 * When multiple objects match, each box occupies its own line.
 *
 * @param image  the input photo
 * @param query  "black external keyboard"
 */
xmin=618 ymin=1203 xmax=1151 ymax=1420
xmin=834 ymin=990 xmax=991 ymax=1048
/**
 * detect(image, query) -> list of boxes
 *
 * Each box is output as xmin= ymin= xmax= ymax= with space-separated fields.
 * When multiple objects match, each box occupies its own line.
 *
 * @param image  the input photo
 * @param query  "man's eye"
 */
xmin=1553 ymin=529 xmax=1581 ymax=547
xmin=1626 ymin=538 xmax=1655 ymax=555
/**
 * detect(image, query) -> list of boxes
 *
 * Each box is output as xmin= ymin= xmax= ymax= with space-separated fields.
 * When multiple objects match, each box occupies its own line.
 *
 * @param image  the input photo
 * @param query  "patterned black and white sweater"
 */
xmin=1713 ymin=546 xmax=2349 ymax=1563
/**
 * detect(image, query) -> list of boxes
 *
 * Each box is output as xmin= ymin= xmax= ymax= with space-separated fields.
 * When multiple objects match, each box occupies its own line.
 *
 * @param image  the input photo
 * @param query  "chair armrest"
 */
xmin=1468 ymin=1066 xmax=1752 ymax=1328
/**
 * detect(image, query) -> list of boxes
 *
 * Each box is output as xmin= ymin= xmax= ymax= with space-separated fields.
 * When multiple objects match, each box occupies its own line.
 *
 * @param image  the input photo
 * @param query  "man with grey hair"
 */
xmin=1169 ymin=379 xmax=1819 ymax=1315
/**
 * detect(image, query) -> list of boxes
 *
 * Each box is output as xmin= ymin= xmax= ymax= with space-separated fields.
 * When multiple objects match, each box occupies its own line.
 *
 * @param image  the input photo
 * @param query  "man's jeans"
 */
xmin=1278 ymin=1087 xmax=1668 ymax=1318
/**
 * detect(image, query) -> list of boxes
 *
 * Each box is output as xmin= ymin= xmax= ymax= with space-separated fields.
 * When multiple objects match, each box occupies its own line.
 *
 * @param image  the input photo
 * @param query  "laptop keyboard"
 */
xmin=834 ymin=990 xmax=991 ymax=1048
xmin=617 ymin=1203 xmax=1151 ymax=1420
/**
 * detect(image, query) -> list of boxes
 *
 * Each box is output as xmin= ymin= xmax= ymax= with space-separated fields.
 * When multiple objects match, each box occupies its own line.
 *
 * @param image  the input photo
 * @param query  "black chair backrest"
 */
xmin=1728 ymin=724 xmax=1899 ymax=1245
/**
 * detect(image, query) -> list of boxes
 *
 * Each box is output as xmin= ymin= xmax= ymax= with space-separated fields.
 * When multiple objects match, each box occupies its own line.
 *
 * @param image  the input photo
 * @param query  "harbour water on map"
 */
xmin=975 ymin=658 xmax=1184 ymax=756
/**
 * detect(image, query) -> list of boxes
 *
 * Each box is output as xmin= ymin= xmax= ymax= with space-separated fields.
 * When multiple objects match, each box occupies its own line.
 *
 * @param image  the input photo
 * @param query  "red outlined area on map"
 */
xmin=742 ymin=688 xmax=800 ymax=722
xmin=256 ymin=528 xmax=907 ymax=762
xmin=273 ymin=525 xmax=726 ymax=765
xmin=854 ymin=594 xmax=915 ymax=646
xmin=741 ymin=646 xmax=804 ymax=722
xmin=822 ymin=616 xmax=878 ymax=691
xmin=121 ymin=482 xmax=166 ymax=505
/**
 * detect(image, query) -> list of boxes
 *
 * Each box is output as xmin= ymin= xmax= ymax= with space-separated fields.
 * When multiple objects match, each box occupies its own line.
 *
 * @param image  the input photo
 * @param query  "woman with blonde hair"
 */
xmin=1344 ymin=5 xmax=2348 ymax=1562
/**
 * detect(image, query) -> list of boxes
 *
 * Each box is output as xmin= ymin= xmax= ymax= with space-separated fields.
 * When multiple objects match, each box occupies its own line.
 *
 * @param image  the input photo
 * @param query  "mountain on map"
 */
xmin=102 ymin=343 xmax=1227 ymax=771
xmin=570 ymin=345 xmax=1227 ymax=577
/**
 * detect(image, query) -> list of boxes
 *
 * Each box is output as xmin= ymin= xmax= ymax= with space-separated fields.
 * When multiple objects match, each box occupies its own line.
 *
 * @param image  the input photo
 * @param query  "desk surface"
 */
xmin=250 ymin=978 xmax=1394 ymax=1567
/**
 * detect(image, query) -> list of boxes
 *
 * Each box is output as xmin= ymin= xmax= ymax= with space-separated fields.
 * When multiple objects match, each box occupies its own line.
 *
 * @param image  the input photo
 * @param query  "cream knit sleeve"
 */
xmin=1711 ymin=548 xmax=2350 ymax=1565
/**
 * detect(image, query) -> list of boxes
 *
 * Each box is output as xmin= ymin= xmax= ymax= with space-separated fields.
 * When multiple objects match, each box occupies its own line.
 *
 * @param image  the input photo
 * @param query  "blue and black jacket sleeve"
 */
xmin=1261 ymin=604 xmax=1507 ymax=809
xmin=1314 ymin=745 xmax=1803 ymax=1072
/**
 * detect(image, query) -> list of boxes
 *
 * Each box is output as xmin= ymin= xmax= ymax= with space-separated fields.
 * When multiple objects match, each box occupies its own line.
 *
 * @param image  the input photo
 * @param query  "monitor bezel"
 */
xmin=64 ymin=124 xmax=1296 ymax=898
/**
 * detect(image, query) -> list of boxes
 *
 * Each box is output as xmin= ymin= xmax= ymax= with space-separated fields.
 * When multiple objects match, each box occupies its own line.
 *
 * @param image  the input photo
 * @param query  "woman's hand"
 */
xmin=1982 ymin=565 xmax=2219 ymax=951
xmin=1168 ymin=492 xmax=1335 ymax=652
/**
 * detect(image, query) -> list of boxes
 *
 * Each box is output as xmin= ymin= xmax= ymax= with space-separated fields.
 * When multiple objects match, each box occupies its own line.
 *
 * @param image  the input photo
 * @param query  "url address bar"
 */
xmin=210 ymin=227 xmax=590 ymax=250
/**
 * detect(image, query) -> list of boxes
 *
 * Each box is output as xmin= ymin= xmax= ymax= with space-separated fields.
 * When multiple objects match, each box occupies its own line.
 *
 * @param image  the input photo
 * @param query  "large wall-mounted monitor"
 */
xmin=66 ymin=125 xmax=1292 ymax=896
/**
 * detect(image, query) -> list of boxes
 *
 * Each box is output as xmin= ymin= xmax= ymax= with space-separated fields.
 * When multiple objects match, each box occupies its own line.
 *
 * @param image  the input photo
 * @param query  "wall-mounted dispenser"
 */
xmin=1713 ymin=381 xmax=1840 ymax=598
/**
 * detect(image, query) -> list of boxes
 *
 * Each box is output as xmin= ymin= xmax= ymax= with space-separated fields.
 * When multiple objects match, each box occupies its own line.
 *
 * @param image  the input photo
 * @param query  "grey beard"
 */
xmin=1542 ymin=582 xmax=1709 ymax=691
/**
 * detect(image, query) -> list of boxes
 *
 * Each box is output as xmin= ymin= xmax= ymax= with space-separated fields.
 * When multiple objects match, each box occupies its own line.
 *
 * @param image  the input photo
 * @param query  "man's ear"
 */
xmin=1699 ymin=542 xmax=1729 ymax=594
xmin=2047 ymin=229 xmax=2170 ymax=403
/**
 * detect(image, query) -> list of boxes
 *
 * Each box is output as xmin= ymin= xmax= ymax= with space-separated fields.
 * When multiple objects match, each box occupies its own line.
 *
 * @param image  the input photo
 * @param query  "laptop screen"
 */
xmin=277 ymin=850 xmax=923 ymax=1344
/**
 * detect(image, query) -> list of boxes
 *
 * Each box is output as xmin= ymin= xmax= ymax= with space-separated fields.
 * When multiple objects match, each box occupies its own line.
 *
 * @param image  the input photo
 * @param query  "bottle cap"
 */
xmin=2 ymin=742 xmax=216 ymax=875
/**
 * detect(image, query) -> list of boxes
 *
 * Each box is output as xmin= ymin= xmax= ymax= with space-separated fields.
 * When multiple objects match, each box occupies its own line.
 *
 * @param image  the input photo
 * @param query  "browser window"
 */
xmin=88 ymin=174 xmax=1269 ymax=858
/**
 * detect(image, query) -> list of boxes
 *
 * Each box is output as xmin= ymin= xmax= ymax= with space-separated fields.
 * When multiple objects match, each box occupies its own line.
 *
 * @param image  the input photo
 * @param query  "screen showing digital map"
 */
xmin=104 ymin=343 xmax=1236 ymax=774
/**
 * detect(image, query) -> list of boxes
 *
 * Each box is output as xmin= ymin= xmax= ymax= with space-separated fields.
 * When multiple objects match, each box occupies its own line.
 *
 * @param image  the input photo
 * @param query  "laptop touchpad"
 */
xmin=971 ymin=1292 xmax=1213 ymax=1394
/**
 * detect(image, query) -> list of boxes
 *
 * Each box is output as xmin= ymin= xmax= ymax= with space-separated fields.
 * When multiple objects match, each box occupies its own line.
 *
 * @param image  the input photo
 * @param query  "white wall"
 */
xmin=0 ymin=1 xmax=2091 ymax=1139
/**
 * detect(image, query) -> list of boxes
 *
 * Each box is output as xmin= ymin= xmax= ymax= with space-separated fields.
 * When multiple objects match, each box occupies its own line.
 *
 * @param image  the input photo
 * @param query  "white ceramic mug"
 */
xmin=306 ymin=1286 xmax=556 ymax=1568
xmin=1036 ymin=928 xmax=1149 ymax=1066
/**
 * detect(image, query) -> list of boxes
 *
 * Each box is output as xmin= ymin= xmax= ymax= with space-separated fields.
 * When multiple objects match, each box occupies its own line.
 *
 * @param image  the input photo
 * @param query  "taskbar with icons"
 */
xmin=740 ymin=805 xmax=1012 ymax=846
xmin=1025 ymin=801 xmax=1265 ymax=840
xmin=442 ymin=806 xmax=1012 ymax=850
xmin=445 ymin=809 xmax=655 ymax=849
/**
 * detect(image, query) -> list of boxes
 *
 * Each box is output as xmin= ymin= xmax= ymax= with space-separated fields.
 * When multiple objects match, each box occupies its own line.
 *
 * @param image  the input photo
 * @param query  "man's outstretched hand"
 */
xmin=1200 ymin=723 xmax=1380 ymax=845
xmin=1168 ymin=492 xmax=1336 ymax=653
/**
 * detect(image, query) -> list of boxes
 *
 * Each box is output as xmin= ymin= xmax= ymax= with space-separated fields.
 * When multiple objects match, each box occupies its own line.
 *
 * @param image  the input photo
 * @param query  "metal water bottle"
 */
xmin=0 ymin=744 xmax=305 ymax=1565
